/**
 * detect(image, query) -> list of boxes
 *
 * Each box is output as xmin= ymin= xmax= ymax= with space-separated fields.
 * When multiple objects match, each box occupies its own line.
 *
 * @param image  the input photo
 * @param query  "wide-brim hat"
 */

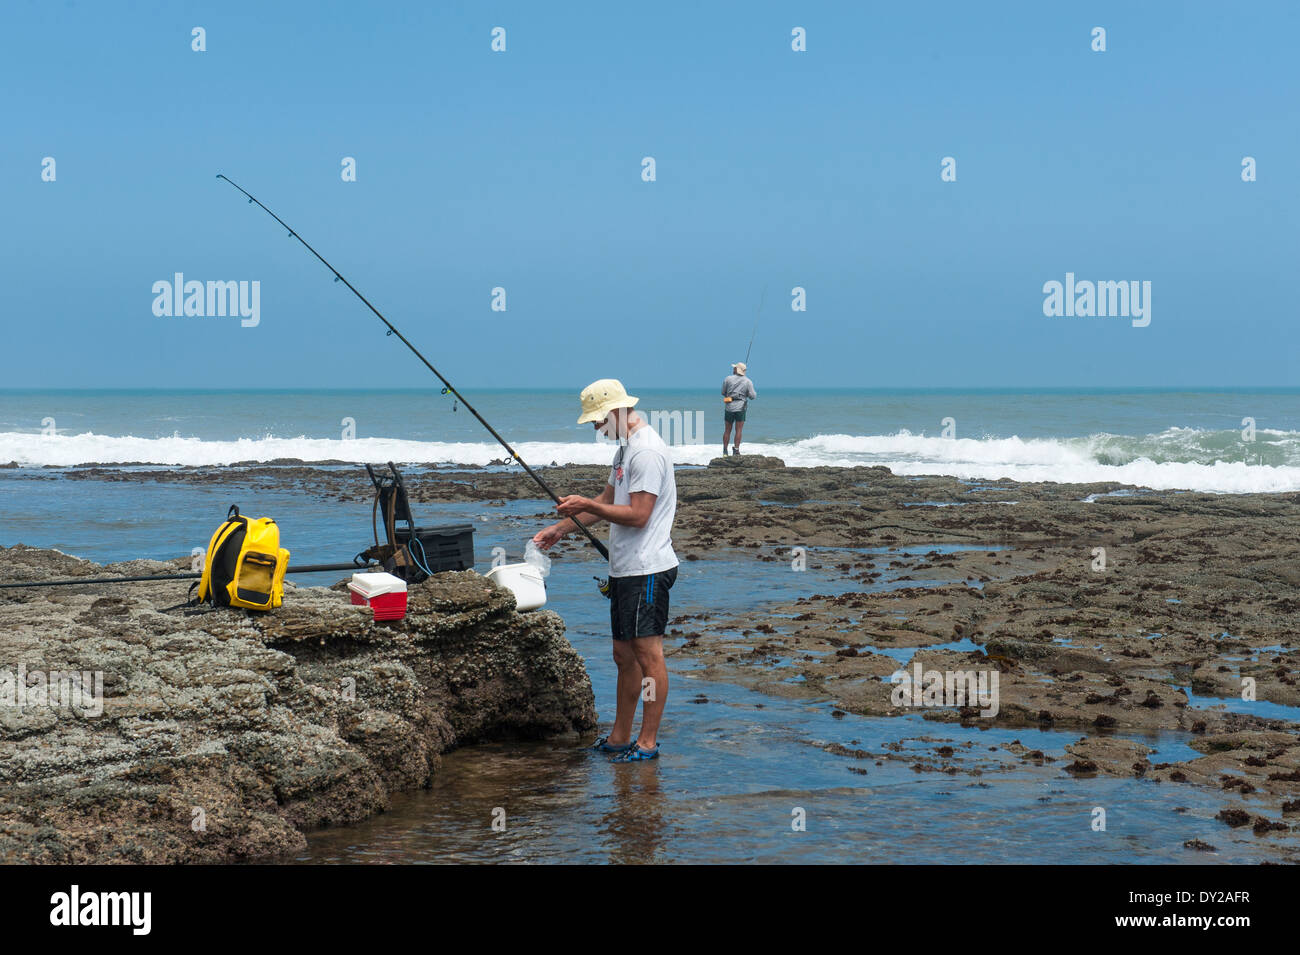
xmin=577 ymin=378 xmax=639 ymax=424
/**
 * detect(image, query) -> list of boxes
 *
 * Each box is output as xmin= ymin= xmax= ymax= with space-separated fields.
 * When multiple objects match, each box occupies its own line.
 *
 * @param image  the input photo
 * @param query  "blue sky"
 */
xmin=2 ymin=1 xmax=1297 ymax=389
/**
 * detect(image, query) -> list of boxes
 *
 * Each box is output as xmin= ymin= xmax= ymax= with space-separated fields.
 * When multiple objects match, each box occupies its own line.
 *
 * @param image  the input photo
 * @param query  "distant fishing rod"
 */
xmin=0 ymin=561 xmax=376 ymax=590
xmin=215 ymin=174 xmax=609 ymax=562
xmin=744 ymin=285 xmax=766 ymax=367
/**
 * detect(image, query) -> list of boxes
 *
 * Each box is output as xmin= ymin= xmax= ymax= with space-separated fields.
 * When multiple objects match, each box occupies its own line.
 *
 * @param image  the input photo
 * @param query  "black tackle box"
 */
xmin=395 ymin=523 xmax=475 ymax=574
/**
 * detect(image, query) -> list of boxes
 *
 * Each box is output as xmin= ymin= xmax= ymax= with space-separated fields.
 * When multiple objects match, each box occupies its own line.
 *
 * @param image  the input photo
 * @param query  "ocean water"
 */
xmin=3 ymin=388 xmax=1300 ymax=493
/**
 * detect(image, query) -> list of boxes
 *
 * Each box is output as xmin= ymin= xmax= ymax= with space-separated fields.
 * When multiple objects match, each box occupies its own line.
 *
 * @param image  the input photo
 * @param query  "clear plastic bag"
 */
xmin=524 ymin=539 xmax=552 ymax=578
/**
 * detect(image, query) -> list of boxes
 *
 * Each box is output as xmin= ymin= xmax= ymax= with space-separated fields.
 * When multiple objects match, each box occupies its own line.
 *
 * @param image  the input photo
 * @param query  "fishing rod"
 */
xmin=0 ymin=561 xmax=381 ymax=590
xmin=743 ymin=284 xmax=766 ymax=367
xmin=215 ymin=174 xmax=609 ymax=562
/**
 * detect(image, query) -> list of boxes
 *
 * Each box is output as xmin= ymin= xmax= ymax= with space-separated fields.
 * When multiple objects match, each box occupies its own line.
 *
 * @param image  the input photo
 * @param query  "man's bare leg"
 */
xmin=610 ymin=640 xmax=642 ymax=745
xmin=631 ymin=635 xmax=668 ymax=749
xmin=733 ymin=420 xmax=744 ymax=452
xmin=722 ymin=421 xmax=732 ymax=455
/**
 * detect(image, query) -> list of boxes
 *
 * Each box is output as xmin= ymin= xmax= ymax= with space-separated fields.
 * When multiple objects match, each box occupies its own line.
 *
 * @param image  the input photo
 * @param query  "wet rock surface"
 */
xmin=0 ymin=546 xmax=596 ymax=863
xmin=17 ymin=459 xmax=1300 ymax=858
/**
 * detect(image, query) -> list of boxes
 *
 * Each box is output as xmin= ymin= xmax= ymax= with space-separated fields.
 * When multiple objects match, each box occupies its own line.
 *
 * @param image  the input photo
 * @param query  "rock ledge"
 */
xmin=0 ymin=546 xmax=596 ymax=863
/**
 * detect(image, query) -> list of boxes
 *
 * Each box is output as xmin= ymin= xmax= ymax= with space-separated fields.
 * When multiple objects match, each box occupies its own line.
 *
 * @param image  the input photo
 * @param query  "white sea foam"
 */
xmin=2 ymin=429 xmax=1299 ymax=494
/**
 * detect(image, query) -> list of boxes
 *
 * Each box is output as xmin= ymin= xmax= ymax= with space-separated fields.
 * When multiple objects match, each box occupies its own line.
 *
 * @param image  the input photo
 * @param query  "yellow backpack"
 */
xmin=195 ymin=505 xmax=291 ymax=610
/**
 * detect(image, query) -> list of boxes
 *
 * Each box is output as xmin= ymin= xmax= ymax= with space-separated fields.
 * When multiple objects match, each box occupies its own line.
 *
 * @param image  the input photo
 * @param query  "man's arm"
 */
xmin=559 ymin=447 xmax=664 ymax=529
xmin=558 ymin=482 xmax=614 ymax=530
xmin=533 ymin=484 xmax=614 ymax=549
xmin=562 ymin=489 xmax=656 ymax=529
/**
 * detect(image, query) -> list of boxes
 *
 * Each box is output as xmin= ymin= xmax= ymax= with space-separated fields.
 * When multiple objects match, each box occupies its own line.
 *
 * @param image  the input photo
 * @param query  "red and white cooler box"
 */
xmin=348 ymin=571 xmax=409 ymax=621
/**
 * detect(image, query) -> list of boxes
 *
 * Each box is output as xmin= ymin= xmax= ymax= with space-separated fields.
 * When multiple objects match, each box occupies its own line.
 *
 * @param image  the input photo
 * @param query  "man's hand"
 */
xmin=556 ymin=495 xmax=594 ymax=518
xmin=532 ymin=524 xmax=565 ymax=550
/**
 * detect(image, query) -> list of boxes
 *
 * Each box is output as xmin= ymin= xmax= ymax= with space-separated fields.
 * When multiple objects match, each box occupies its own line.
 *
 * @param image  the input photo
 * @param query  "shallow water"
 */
xmin=864 ymin=637 xmax=983 ymax=665
xmin=297 ymin=534 xmax=1282 ymax=864
xmin=298 ymin=702 xmax=1266 ymax=864
xmin=1181 ymin=686 xmax=1300 ymax=724
xmin=2 ymin=470 xmax=1292 ymax=863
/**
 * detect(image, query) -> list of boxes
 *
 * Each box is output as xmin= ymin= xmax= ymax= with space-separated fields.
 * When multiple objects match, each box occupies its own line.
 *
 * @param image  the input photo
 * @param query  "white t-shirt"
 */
xmin=606 ymin=423 xmax=678 ymax=578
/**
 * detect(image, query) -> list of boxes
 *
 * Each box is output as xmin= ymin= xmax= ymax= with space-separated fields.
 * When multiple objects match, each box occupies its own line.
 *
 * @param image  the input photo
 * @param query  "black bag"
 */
xmin=361 ymin=463 xmax=475 ymax=584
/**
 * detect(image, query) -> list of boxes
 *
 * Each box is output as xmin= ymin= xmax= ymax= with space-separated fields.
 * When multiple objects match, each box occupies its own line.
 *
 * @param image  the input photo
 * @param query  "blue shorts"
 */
xmin=724 ymin=408 xmax=746 ymax=423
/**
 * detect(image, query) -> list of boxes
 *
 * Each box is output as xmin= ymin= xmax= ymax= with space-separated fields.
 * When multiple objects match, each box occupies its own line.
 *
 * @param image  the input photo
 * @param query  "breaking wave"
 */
xmin=3 ymin=427 xmax=1300 ymax=494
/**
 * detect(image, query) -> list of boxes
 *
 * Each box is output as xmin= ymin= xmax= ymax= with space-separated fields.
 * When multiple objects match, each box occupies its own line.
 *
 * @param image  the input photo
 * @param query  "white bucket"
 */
xmin=485 ymin=563 xmax=547 ymax=611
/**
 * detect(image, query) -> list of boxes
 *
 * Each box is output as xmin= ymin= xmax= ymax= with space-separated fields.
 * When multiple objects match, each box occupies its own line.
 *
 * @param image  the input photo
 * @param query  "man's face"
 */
xmin=594 ymin=409 xmax=625 ymax=441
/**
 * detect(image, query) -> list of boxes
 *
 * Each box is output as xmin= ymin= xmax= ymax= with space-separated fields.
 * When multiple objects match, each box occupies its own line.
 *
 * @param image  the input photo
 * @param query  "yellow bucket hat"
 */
xmin=577 ymin=378 xmax=639 ymax=424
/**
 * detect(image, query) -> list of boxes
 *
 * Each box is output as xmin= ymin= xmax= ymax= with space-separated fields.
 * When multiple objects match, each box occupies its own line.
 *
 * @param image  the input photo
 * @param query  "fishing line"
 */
xmin=744 ymin=284 xmax=767 ymax=367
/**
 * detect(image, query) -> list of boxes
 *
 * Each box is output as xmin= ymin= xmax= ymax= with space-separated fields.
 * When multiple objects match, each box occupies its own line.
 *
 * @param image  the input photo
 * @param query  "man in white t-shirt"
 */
xmin=532 ymin=379 xmax=678 ymax=763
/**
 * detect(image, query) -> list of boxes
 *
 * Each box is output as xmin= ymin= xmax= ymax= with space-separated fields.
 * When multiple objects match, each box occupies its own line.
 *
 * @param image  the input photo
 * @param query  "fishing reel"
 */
xmin=594 ymin=576 xmax=611 ymax=599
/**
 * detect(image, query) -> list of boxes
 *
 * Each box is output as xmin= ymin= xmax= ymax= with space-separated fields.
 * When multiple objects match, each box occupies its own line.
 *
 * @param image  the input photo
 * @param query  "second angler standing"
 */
xmin=721 ymin=361 xmax=757 ymax=456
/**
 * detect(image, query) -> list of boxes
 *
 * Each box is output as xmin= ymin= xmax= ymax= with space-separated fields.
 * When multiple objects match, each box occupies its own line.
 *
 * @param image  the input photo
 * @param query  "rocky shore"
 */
xmin=7 ymin=455 xmax=1300 ymax=859
xmin=0 ymin=546 xmax=595 ymax=863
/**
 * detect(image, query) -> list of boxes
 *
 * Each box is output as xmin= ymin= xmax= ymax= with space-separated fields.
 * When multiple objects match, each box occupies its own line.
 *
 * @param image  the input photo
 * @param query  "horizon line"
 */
xmin=3 ymin=385 xmax=1300 ymax=396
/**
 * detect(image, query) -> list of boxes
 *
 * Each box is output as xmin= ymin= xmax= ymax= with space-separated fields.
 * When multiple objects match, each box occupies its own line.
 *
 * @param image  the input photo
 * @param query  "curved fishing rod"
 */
xmin=215 ymin=174 xmax=608 ymax=561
